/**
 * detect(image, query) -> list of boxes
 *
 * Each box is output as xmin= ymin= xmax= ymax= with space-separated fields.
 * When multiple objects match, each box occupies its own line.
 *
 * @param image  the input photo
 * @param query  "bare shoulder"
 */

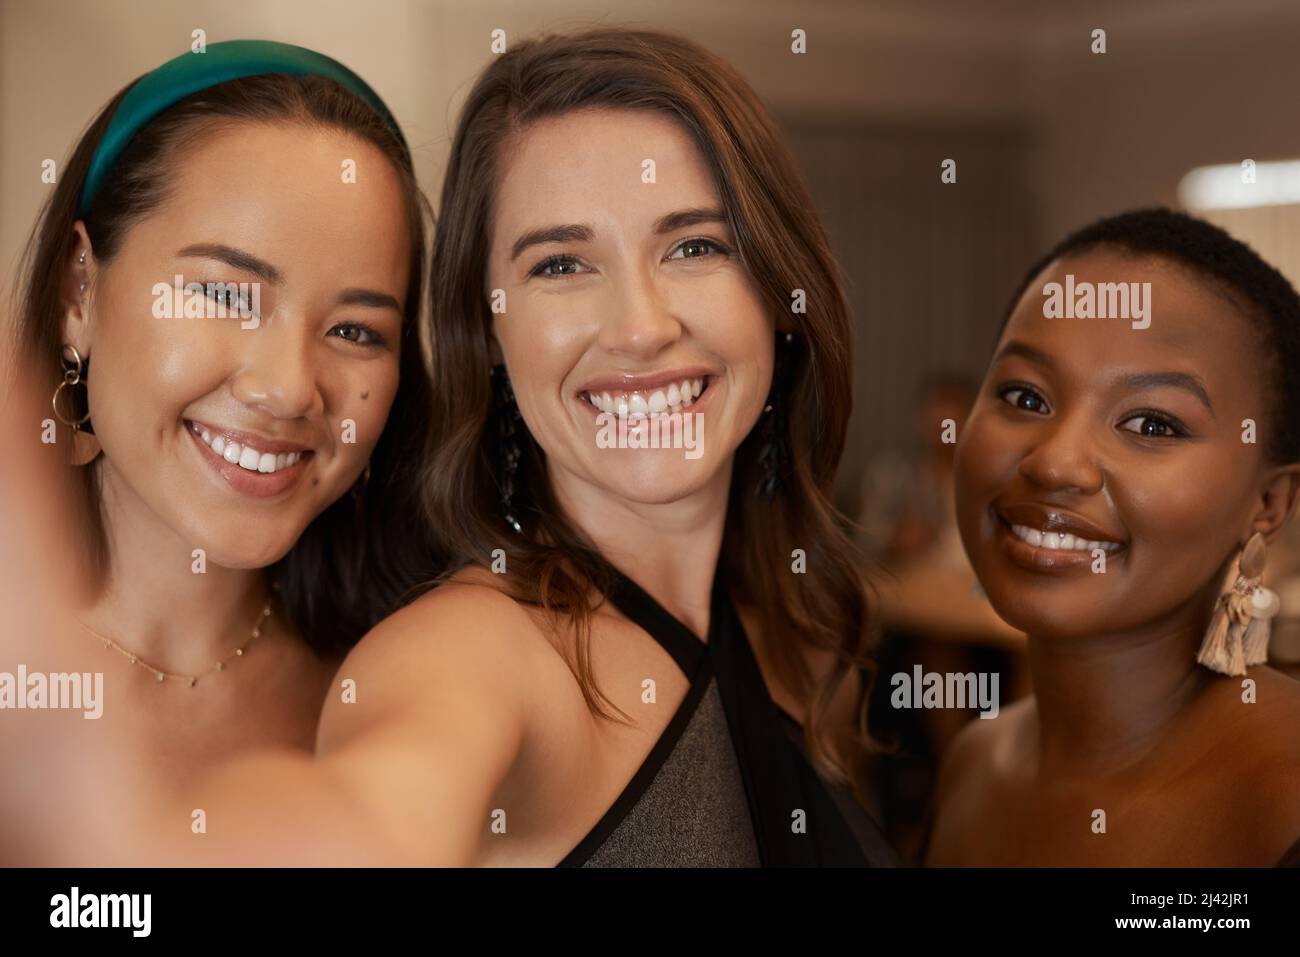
xmin=1204 ymin=666 xmax=1300 ymax=763
xmin=1225 ymin=667 xmax=1300 ymax=856
xmin=924 ymin=697 xmax=1028 ymax=864
xmin=936 ymin=696 xmax=1028 ymax=799
xmin=318 ymin=564 xmax=563 ymax=740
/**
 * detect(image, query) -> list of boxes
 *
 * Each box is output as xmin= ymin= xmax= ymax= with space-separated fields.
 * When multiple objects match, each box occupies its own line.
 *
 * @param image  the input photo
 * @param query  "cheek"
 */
xmin=955 ymin=410 xmax=1016 ymax=502
xmin=493 ymin=306 xmax=584 ymax=427
xmin=672 ymin=274 xmax=772 ymax=408
xmin=87 ymin=312 xmax=235 ymax=445
xmin=1115 ymin=450 xmax=1251 ymax=583
xmin=324 ymin=357 xmax=401 ymax=456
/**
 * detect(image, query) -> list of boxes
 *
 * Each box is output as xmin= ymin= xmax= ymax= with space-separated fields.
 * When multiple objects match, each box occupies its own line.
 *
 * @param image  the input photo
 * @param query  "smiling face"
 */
xmin=955 ymin=246 xmax=1294 ymax=640
xmin=69 ymin=122 xmax=410 ymax=568
xmin=485 ymin=107 xmax=773 ymax=507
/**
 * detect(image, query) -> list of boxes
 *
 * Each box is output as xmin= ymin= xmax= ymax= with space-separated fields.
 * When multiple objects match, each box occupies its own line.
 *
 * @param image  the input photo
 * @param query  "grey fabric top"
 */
xmin=580 ymin=676 xmax=761 ymax=868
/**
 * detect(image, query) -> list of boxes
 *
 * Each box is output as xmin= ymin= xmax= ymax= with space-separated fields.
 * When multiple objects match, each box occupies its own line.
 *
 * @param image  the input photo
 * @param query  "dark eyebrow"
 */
xmin=337 ymin=288 xmax=402 ymax=313
xmin=1117 ymin=371 xmax=1214 ymax=413
xmin=510 ymin=224 xmax=594 ymax=262
xmin=653 ymin=207 xmax=728 ymax=234
xmin=177 ymin=244 xmax=282 ymax=285
xmin=995 ymin=340 xmax=1214 ymax=413
xmin=992 ymin=340 xmax=1057 ymax=370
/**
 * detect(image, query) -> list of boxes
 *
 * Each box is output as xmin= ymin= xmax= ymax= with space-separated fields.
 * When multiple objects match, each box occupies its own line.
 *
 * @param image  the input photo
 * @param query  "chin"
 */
xmin=185 ymin=521 xmax=303 ymax=570
xmin=605 ymin=458 xmax=716 ymax=505
xmin=978 ymin=576 xmax=1125 ymax=641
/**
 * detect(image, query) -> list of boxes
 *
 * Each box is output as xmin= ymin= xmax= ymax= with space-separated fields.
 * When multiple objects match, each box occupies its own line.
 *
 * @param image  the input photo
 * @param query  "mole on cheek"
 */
xmin=312 ymin=478 xmax=320 ymax=486
xmin=361 ymin=391 xmax=369 ymax=400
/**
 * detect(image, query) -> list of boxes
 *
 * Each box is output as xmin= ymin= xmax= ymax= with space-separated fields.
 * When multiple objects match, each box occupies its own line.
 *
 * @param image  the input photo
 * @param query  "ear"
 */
xmin=1249 ymin=462 xmax=1300 ymax=544
xmin=62 ymin=221 xmax=97 ymax=356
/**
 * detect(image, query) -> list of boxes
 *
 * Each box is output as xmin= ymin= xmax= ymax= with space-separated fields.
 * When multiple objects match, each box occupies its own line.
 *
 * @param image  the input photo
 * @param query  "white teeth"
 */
xmin=1009 ymin=524 xmax=1121 ymax=552
xmin=189 ymin=422 xmax=305 ymax=474
xmin=585 ymin=376 xmax=709 ymax=418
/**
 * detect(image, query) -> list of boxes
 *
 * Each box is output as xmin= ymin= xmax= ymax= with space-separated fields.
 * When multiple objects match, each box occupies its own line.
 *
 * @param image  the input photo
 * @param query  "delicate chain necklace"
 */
xmin=75 ymin=602 xmax=273 ymax=687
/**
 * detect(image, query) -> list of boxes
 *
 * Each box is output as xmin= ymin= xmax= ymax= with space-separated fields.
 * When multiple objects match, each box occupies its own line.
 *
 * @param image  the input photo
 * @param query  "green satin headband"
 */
xmin=78 ymin=39 xmax=407 ymax=217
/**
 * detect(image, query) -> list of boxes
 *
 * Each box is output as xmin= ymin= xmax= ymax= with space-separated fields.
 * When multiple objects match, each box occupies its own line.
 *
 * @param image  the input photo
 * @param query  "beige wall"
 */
xmin=0 ymin=0 xmax=1025 ymax=298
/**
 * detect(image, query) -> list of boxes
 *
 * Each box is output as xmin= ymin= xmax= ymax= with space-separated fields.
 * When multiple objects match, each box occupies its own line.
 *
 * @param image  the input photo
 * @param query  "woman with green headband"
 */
xmin=7 ymin=39 xmax=436 ymax=846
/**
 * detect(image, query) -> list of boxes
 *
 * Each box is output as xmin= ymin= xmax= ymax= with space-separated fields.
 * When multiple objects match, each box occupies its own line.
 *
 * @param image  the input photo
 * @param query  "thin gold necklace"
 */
xmin=75 ymin=602 xmax=272 ymax=687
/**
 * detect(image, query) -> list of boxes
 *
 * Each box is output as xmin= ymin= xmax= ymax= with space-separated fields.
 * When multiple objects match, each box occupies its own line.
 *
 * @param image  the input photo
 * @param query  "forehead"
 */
xmin=491 ymin=107 xmax=719 ymax=236
xmin=1001 ymin=247 xmax=1260 ymax=384
xmin=141 ymin=121 xmax=410 ymax=280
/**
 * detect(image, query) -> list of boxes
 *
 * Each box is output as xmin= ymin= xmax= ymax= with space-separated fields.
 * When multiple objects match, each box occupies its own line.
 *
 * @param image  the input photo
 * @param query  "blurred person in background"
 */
xmin=857 ymin=373 xmax=1027 ymax=862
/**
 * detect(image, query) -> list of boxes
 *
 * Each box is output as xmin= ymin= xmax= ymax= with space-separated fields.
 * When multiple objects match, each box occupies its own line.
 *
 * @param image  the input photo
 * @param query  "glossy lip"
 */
xmin=997 ymin=501 xmax=1127 ymax=545
xmin=575 ymin=367 xmax=718 ymax=397
xmin=184 ymin=418 xmax=315 ymax=499
xmin=992 ymin=502 xmax=1128 ymax=572
xmin=575 ymin=374 xmax=718 ymax=423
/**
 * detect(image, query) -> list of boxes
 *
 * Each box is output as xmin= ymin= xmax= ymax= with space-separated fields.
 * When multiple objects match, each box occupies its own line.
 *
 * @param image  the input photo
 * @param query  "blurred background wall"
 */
xmin=7 ymin=0 xmax=1300 ymax=513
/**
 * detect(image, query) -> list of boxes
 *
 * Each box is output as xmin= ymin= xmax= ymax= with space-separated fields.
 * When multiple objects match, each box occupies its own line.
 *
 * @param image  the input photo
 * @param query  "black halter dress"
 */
xmin=557 ymin=560 xmax=899 ymax=867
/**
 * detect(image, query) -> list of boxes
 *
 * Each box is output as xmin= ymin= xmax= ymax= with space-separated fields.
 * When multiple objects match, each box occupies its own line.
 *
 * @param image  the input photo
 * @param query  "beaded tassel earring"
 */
xmin=1197 ymin=532 xmax=1280 ymax=676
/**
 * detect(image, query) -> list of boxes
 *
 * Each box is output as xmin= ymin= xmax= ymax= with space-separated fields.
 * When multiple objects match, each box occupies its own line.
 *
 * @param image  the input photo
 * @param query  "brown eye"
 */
xmin=1119 ymin=413 xmax=1181 ymax=438
xmin=329 ymin=323 xmax=386 ymax=348
xmin=999 ymin=386 xmax=1049 ymax=414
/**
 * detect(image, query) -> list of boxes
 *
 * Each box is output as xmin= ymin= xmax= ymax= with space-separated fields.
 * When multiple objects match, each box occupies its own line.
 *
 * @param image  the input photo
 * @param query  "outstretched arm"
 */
xmin=146 ymin=583 xmax=537 ymax=866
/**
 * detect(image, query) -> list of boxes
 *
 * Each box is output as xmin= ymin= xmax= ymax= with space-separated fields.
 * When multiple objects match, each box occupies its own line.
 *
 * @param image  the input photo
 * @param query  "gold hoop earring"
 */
xmin=1197 ymin=532 xmax=1279 ymax=676
xmin=51 ymin=344 xmax=101 ymax=466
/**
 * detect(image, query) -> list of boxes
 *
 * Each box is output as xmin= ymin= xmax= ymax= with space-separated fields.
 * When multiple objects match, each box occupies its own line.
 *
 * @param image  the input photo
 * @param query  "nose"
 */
xmin=596 ymin=265 xmax=681 ymax=357
xmin=1016 ymin=410 xmax=1105 ymax=495
xmin=229 ymin=311 xmax=323 ymax=419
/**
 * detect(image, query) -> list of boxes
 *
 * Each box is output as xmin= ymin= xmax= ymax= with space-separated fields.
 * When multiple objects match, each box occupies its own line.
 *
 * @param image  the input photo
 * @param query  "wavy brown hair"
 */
xmin=11 ymin=72 xmax=437 ymax=654
xmin=421 ymin=28 xmax=878 ymax=798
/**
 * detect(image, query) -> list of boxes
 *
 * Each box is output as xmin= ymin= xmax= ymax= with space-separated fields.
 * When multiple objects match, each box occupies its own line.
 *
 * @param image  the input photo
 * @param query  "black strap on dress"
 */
xmin=596 ymin=557 xmax=878 ymax=866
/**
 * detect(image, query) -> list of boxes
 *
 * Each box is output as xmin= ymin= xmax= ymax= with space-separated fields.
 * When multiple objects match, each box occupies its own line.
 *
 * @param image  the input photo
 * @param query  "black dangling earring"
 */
xmin=757 ymin=330 xmax=798 ymax=502
xmin=491 ymin=364 xmax=524 ymax=534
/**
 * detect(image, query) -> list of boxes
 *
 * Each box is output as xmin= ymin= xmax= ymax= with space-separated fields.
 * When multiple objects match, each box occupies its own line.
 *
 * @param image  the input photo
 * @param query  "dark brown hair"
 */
xmin=420 ymin=28 xmax=879 ymax=798
xmin=12 ymin=71 xmax=438 ymax=654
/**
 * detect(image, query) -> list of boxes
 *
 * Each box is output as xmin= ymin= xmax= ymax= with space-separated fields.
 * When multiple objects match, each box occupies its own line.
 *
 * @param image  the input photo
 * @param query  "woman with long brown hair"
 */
xmin=400 ymin=27 xmax=895 ymax=865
